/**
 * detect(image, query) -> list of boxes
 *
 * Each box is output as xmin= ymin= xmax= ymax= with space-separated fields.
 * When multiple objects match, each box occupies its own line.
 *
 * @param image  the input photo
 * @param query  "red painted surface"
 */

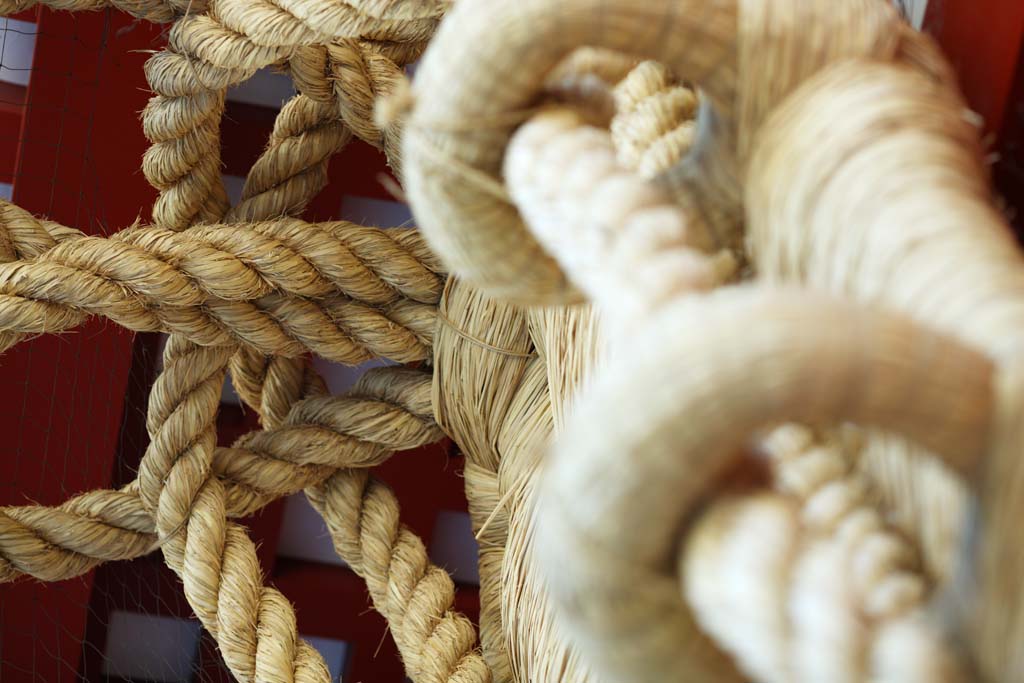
xmin=0 ymin=81 xmax=25 ymax=183
xmin=925 ymin=0 xmax=1024 ymax=136
xmin=0 ymin=8 xmax=164 ymax=683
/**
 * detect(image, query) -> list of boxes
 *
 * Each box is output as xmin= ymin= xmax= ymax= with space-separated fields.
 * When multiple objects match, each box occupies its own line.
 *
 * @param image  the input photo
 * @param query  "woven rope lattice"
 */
xmin=3 ymin=1 xmax=1023 ymax=682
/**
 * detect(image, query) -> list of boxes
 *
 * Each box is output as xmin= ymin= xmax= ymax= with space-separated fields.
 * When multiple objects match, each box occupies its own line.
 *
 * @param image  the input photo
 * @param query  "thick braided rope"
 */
xmin=220 ymin=82 xmax=353 ymax=427
xmin=399 ymin=0 xmax=902 ymax=304
xmin=432 ymin=278 xmax=537 ymax=683
xmin=0 ymin=0 xmax=198 ymax=22
xmin=0 ymin=203 xmax=440 ymax=361
xmin=226 ymin=94 xmax=353 ymax=223
xmin=126 ymin=6 xmax=450 ymax=676
xmin=232 ymin=299 xmax=491 ymax=683
xmin=223 ymin=43 xmax=416 ymax=426
xmin=135 ymin=335 xmax=338 ymax=683
xmin=0 ymin=367 xmax=439 ymax=583
xmin=610 ymin=61 xmax=698 ymax=178
xmin=743 ymin=55 xmax=1024 ymax=680
xmin=224 ymin=275 xmax=488 ymax=683
xmin=141 ymin=1 xmax=439 ymax=230
xmin=685 ymin=425 xmax=964 ymax=682
xmin=0 ymin=203 xmax=83 ymax=349
xmin=504 ymin=109 xmax=734 ymax=330
xmin=306 ymin=468 xmax=491 ymax=683
xmin=289 ymin=40 xmax=411 ymax=175
xmin=214 ymin=78 xmax=486 ymax=681
xmin=213 ymin=33 xmax=490 ymax=679
xmin=536 ymin=288 xmax=993 ymax=683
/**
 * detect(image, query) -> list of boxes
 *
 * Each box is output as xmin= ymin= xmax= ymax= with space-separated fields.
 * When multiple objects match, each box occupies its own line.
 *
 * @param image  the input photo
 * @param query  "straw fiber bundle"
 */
xmin=3 ymin=0 xmax=1023 ymax=682
xmin=397 ymin=0 xmax=1024 ymax=681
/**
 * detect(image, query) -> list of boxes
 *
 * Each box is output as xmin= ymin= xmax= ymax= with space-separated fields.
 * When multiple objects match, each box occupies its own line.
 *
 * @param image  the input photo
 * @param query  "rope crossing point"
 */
xmin=1 ymin=1 xmax=1022 ymax=682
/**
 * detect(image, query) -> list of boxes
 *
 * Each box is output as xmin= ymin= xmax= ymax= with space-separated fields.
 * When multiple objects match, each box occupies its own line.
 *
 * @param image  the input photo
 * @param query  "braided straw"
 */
xmin=400 ymin=0 xmax=903 ymax=304
xmin=0 ymin=366 xmax=439 ymax=582
xmin=0 ymin=202 xmax=440 ymax=361
xmin=685 ymin=425 xmax=966 ymax=682
xmin=743 ymin=54 xmax=1024 ymax=680
xmin=431 ymin=277 xmax=536 ymax=682
xmin=611 ymin=61 xmax=698 ymax=178
xmin=536 ymin=287 xmax=992 ymax=683
xmin=504 ymin=108 xmax=734 ymax=329
xmin=307 ymin=467 xmax=491 ymax=683
xmin=222 ymin=8 xmax=427 ymax=425
xmin=141 ymin=0 xmax=438 ymax=230
xmin=289 ymin=40 xmax=411 ymax=176
xmin=129 ymin=334 xmax=343 ymax=683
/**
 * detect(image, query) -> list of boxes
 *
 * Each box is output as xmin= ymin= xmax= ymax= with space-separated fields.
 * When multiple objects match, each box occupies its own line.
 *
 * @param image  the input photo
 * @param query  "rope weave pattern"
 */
xmin=396 ymin=1 xmax=1024 ymax=682
xmin=0 ymin=367 xmax=438 ymax=582
xmin=4 ymin=0 xmax=1024 ymax=682
xmin=0 ymin=201 xmax=440 ymax=361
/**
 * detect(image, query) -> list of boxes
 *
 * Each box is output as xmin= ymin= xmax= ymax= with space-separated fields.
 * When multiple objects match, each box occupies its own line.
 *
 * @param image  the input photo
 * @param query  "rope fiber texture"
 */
xmin=4 ymin=0 xmax=1024 ymax=682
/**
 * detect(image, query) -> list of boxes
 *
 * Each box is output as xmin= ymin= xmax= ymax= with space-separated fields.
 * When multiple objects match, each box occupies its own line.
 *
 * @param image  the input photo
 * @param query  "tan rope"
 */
xmin=141 ymin=1 xmax=437 ymax=230
xmin=0 ymin=203 xmax=440 ymax=361
xmin=0 ymin=366 xmax=438 ymax=583
xmin=432 ymin=278 xmax=535 ymax=682
xmin=610 ymin=61 xmax=697 ymax=178
xmin=307 ymin=468 xmax=491 ymax=683
xmin=744 ymin=55 xmax=1024 ymax=679
xmin=289 ymin=40 xmax=411 ymax=176
xmin=504 ymin=108 xmax=734 ymax=331
xmin=535 ymin=288 xmax=992 ymax=683
xmin=685 ymin=425 xmax=966 ymax=682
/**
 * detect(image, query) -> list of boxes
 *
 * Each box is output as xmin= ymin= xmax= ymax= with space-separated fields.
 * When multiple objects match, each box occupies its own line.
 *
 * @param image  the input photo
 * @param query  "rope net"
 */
xmin=1 ymin=1 xmax=1021 ymax=683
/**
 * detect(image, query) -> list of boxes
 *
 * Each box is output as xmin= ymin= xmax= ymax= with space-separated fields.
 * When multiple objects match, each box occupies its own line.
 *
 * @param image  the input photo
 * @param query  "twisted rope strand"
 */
xmin=306 ymin=469 xmax=491 ymax=683
xmin=0 ymin=203 xmax=442 ymax=360
xmin=684 ymin=426 xmax=965 ymax=682
xmin=141 ymin=0 xmax=434 ymax=230
xmin=0 ymin=366 xmax=438 ymax=583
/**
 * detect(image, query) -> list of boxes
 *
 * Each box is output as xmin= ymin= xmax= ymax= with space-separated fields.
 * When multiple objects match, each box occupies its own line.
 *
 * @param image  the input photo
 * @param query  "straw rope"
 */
xmin=128 ymin=7 xmax=441 ymax=672
xmin=141 ymin=0 xmax=435 ymax=231
xmin=685 ymin=425 xmax=966 ymax=682
xmin=611 ymin=62 xmax=698 ymax=178
xmin=535 ymin=288 xmax=992 ymax=683
xmin=5 ymin=0 xmax=1023 ymax=681
xmin=399 ymin=0 xmax=906 ymax=304
xmin=432 ymin=278 xmax=536 ymax=682
xmin=208 ymin=12 xmax=491 ymax=676
xmin=504 ymin=108 xmax=735 ymax=329
xmin=0 ymin=201 xmax=439 ymax=361
xmin=0 ymin=366 xmax=437 ymax=582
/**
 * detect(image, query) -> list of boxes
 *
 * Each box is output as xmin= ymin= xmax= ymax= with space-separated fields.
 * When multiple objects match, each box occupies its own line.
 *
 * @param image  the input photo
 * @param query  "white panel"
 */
xmin=429 ymin=510 xmax=480 ymax=585
xmin=339 ymin=195 xmax=413 ymax=227
xmin=277 ymin=493 xmax=348 ymax=566
xmin=102 ymin=611 xmax=201 ymax=683
xmin=312 ymin=357 xmax=396 ymax=396
xmin=222 ymin=372 xmax=242 ymax=405
xmin=227 ymin=67 xmax=296 ymax=109
xmin=893 ymin=0 xmax=929 ymax=28
xmin=303 ymin=635 xmax=350 ymax=683
xmin=222 ymin=173 xmax=247 ymax=207
xmin=0 ymin=18 xmax=36 ymax=87
xmin=0 ymin=183 xmax=11 ymax=201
